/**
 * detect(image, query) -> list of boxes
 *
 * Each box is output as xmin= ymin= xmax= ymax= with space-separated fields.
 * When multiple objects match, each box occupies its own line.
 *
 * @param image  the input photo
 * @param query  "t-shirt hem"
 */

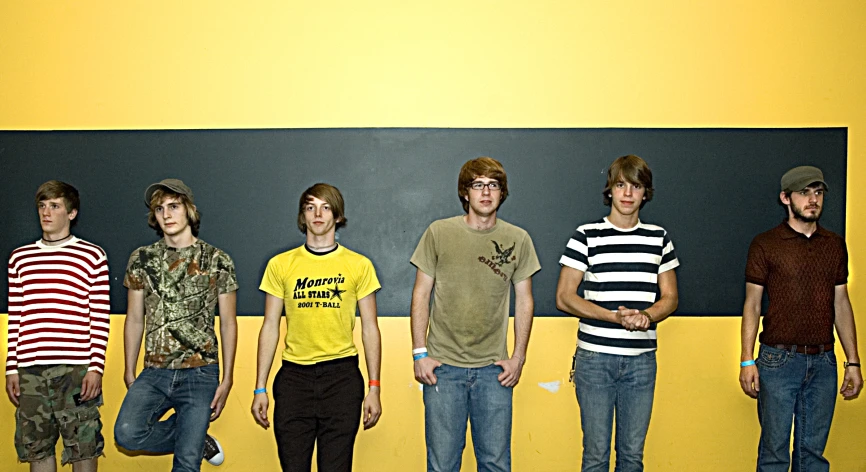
xmin=356 ymin=284 xmax=382 ymax=301
xmin=219 ymin=283 xmax=240 ymax=294
xmin=558 ymin=256 xmax=587 ymax=272
xmin=434 ymin=359 xmax=503 ymax=368
xmin=281 ymin=350 xmax=360 ymax=365
xmin=745 ymin=276 xmax=766 ymax=286
xmin=259 ymin=285 xmax=284 ymax=299
xmin=144 ymin=359 xmax=220 ymax=370
xmin=409 ymin=259 xmax=434 ymax=278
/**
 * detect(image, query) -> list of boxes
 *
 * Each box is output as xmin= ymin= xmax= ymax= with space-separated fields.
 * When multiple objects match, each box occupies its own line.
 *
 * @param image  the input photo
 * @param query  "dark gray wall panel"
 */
xmin=0 ymin=128 xmax=847 ymax=316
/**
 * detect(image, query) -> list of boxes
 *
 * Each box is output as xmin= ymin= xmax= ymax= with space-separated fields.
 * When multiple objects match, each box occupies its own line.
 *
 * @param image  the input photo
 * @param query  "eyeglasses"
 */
xmin=468 ymin=181 xmax=501 ymax=191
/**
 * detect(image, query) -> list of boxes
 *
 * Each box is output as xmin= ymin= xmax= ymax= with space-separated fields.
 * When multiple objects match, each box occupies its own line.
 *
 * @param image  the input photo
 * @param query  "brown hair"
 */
xmin=147 ymin=188 xmax=201 ymax=237
xmin=297 ymin=183 xmax=347 ymax=233
xmin=35 ymin=180 xmax=80 ymax=226
xmin=602 ymin=155 xmax=654 ymax=208
xmin=457 ymin=157 xmax=509 ymax=213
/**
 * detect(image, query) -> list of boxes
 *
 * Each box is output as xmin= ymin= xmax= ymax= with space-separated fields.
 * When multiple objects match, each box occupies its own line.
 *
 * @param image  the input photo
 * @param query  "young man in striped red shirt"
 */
xmin=556 ymin=155 xmax=679 ymax=472
xmin=5 ymin=180 xmax=110 ymax=472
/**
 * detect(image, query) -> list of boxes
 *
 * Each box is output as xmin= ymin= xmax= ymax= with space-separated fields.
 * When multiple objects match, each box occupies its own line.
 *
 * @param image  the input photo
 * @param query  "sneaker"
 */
xmin=203 ymin=434 xmax=224 ymax=466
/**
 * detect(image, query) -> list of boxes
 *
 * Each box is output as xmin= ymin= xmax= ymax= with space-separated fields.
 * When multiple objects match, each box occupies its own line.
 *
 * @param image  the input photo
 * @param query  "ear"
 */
xmin=68 ymin=209 xmax=78 ymax=221
xmin=779 ymin=191 xmax=791 ymax=206
xmin=336 ymin=216 xmax=344 ymax=223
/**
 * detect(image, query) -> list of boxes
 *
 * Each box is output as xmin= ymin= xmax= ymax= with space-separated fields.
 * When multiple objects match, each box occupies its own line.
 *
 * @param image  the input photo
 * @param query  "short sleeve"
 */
xmin=410 ymin=224 xmax=438 ymax=277
xmin=355 ymin=258 xmax=382 ymax=300
xmin=559 ymin=228 xmax=589 ymax=272
xmin=259 ymin=257 xmax=286 ymax=299
xmin=216 ymin=251 xmax=239 ymax=294
xmin=745 ymin=237 xmax=768 ymax=286
xmin=512 ymin=232 xmax=541 ymax=283
xmin=124 ymin=249 xmax=145 ymax=290
xmin=835 ymin=238 xmax=849 ymax=286
xmin=658 ymin=231 xmax=680 ymax=274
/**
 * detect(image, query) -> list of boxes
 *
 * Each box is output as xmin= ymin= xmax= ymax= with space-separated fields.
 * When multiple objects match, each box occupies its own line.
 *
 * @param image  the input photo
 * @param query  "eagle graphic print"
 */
xmin=477 ymin=240 xmax=516 ymax=282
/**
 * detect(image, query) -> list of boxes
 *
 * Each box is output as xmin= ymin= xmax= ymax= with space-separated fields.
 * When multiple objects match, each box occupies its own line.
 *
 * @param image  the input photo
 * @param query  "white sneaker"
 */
xmin=203 ymin=435 xmax=224 ymax=466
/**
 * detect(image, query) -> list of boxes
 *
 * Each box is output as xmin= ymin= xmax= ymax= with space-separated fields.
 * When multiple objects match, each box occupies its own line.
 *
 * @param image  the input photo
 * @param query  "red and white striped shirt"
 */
xmin=6 ymin=237 xmax=110 ymax=375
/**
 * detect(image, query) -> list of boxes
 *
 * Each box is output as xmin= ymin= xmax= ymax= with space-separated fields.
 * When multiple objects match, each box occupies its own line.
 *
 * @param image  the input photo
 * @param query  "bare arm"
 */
xmin=556 ymin=266 xmax=618 ymax=322
xmin=123 ymin=288 xmax=146 ymax=388
xmin=251 ymin=294 xmax=283 ymax=429
xmin=494 ymin=277 xmax=534 ymax=387
xmin=556 ymin=266 xmax=646 ymax=329
xmin=619 ymin=270 xmax=678 ymax=331
xmin=358 ymin=293 xmax=382 ymax=429
xmin=739 ymin=282 xmax=764 ymax=398
xmin=210 ymin=291 xmax=237 ymax=421
xmin=834 ymin=284 xmax=862 ymax=400
xmin=643 ymin=269 xmax=678 ymax=323
xmin=410 ymin=269 xmax=441 ymax=385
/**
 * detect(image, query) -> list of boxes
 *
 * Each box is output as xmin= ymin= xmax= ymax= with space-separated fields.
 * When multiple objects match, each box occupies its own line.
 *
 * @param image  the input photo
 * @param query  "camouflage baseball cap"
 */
xmin=144 ymin=178 xmax=195 ymax=206
xmin=780 ymin=166 xmax=828 ymax=193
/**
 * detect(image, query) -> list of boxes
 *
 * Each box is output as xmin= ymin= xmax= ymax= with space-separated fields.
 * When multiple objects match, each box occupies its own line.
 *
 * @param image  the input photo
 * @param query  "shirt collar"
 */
xmin=779 ymin=220 xmax=829 ymax=240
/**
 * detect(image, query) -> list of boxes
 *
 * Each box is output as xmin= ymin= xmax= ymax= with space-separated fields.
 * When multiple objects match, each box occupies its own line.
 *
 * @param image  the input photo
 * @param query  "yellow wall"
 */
xmin=2 ymin=1 xmax=865 ymax=470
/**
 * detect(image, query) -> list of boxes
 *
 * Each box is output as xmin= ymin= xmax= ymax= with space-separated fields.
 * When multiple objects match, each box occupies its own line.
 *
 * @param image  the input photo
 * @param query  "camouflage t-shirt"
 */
xmin=124 ymin=239 xmax=239 ymax=369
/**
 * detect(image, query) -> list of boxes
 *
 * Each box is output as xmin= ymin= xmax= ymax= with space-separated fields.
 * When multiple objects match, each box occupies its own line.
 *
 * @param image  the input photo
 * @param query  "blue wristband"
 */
xmin=740 ymin=360 xmax=756 ymax=367
xmin=254 ymin=388 xmax=267 ymax=394
xmin=413 ymin=352 xmax=429 ymax=361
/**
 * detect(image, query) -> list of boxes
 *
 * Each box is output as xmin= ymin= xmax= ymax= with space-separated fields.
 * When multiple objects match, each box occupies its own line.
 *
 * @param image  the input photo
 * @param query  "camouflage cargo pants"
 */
xmin=15 ymin=364 xmax=104 ymax=464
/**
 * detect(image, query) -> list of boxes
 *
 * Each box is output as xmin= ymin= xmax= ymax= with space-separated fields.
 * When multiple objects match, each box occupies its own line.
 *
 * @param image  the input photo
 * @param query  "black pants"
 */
xmin=273 ymin=356 xmax=364 ymax=472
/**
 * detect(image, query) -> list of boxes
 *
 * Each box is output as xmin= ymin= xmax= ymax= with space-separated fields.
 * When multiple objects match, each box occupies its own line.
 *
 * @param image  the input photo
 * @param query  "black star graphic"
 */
xmin=328 ymin=283 xmax=346 ymax=301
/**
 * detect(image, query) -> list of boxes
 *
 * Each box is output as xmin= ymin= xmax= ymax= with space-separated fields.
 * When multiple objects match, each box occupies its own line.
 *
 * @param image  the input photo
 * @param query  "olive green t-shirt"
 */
xmin=410 ymin=216 xmax=541 ymax=367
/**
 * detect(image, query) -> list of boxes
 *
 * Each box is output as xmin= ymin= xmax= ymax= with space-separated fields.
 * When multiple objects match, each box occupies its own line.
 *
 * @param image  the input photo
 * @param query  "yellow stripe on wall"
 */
xmin=2 ymin=1 xmax=866 ymax=470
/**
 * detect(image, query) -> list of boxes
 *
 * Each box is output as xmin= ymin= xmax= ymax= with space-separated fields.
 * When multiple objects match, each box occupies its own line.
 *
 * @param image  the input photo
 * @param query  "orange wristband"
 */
xmin=368 ymin=380 xmax=380 ymax=387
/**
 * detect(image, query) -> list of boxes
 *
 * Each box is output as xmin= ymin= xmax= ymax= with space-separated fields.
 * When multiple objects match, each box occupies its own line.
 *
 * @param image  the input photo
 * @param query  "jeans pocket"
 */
xmin=823 ymin=351 xmax=837 ymax=367
xmin=757 ymin=347 xmax=789 ymax=369
xmin=576 ymin=348 xmax=596 ymax=360
xmin=196 ymin=364 xmax=220 ymax=378
xmin=195 ymin=365 xmax=221 ymax=392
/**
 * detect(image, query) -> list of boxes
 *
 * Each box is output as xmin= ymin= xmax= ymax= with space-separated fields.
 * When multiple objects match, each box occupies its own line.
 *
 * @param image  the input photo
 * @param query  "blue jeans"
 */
xmin=423 ymin=363 xmax=512 ymax=472
xmin=756 ymin=344 xmax=837 ymax=472
xmin=573 ymin=348 xmax=656 ymax=472
xmin=115 ymin=365 xmax=220 ymax=472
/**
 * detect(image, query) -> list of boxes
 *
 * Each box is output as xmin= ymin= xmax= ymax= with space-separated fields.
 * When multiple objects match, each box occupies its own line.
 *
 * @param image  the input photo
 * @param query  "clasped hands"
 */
xmin=616 ymin=306 xmax=650 ymax=332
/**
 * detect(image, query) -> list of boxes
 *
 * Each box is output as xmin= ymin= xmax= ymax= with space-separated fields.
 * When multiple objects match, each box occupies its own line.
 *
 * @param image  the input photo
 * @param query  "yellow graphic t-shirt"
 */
xmin=259 ymin=245 xmax=380 ymax=364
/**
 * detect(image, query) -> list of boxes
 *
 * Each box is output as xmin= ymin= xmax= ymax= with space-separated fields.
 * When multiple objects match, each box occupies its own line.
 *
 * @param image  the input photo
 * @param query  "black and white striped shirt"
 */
xmin=559 ymin=218 xmax=679 ymax=355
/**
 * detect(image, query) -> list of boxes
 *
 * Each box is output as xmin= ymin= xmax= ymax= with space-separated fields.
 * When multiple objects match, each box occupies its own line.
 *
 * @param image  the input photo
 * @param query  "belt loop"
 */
xmin=791 ymin=345 xmax=798 ymax=355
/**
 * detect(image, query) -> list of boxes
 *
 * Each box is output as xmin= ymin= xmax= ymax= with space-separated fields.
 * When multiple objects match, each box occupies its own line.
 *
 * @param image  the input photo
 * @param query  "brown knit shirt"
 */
xmin=746 ymin=221 xmax=848 ymax=346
